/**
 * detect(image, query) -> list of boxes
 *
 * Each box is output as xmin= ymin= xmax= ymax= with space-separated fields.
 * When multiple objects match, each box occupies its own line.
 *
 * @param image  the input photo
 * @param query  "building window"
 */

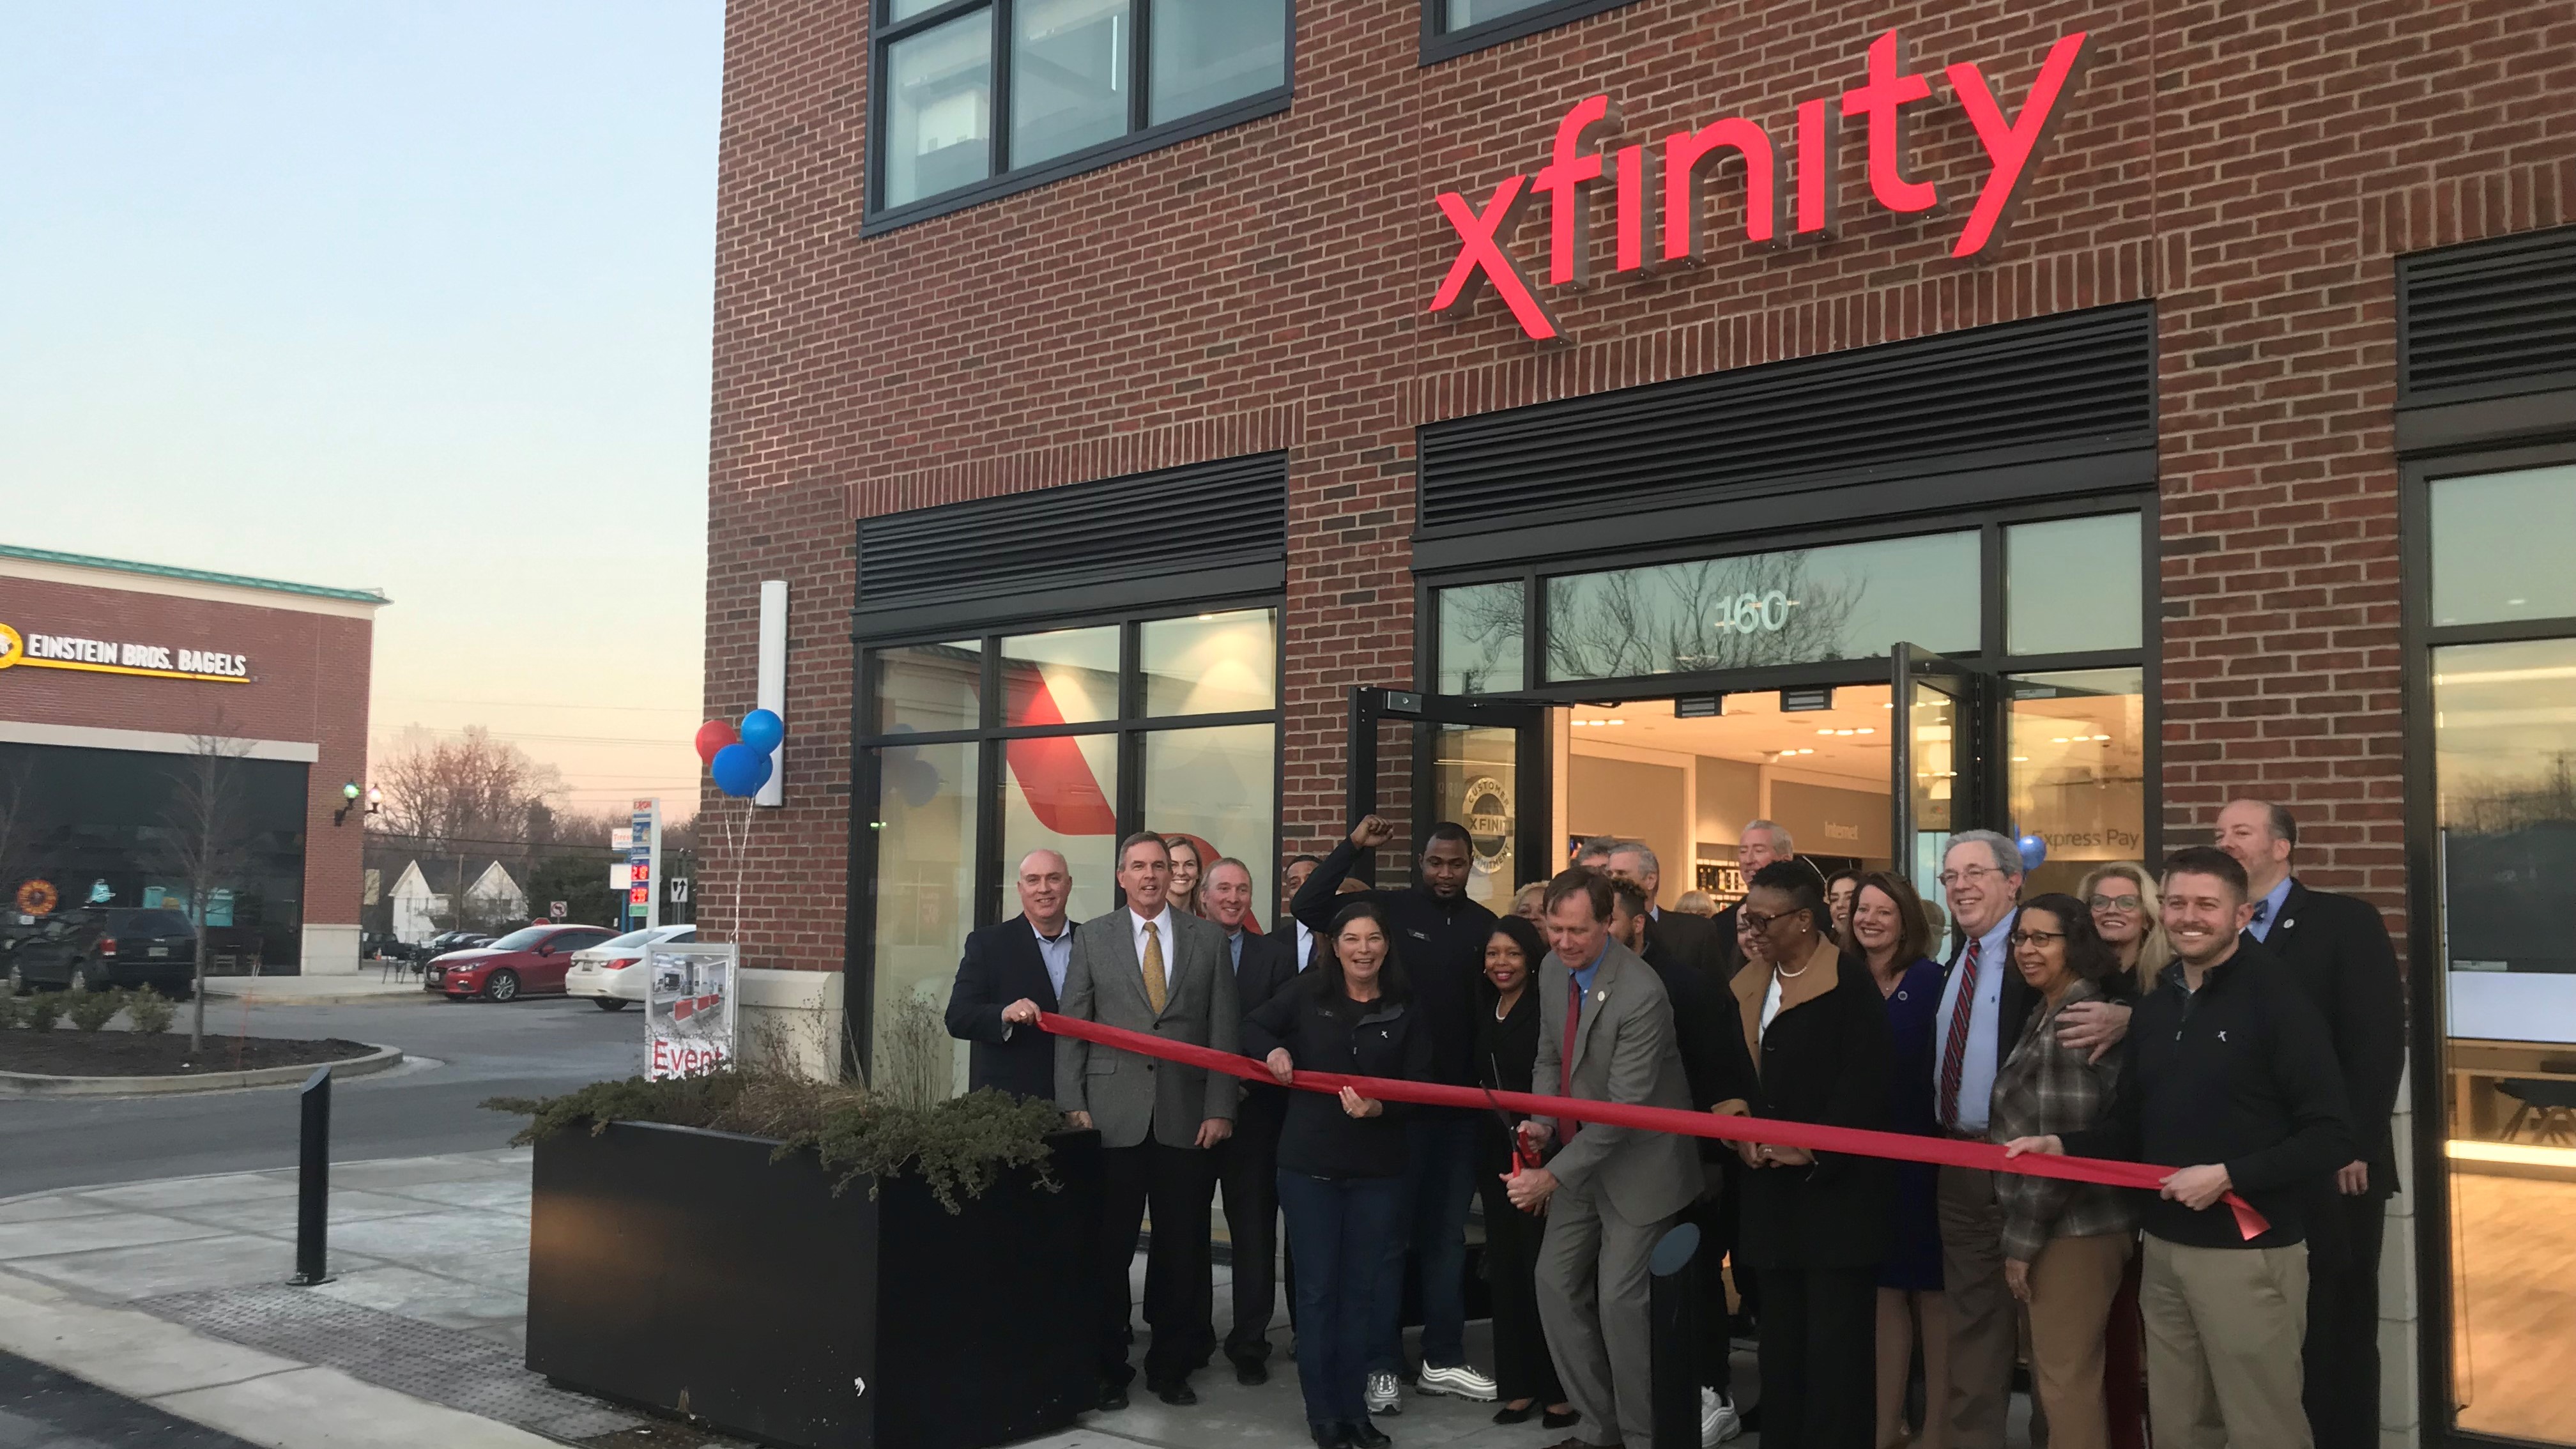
xmin=859 ymin=604 xmax=1282 ymax=1089
xmin=870 ymin=0 xmax=1291 ymax=229
xmin=1422 ymin=0 xmax=1639 ymax=65
xmin=2423 ymin=460 xmax=2576 ymax=1448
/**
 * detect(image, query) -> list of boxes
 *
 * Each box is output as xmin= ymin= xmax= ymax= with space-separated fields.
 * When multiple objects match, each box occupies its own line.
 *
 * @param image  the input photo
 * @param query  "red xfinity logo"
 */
xmin=1430 ymin=29 xmax=2091 ymax=342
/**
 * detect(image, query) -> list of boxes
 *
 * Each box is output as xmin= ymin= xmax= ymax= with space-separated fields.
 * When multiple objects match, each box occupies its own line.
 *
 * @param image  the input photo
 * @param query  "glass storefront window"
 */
xmin=1141 ymin=608 xmax=1276 ymax=716
xmin=1143 ymin=724 xmax=1277 ymax=930
xmin=1010 ymin=0 xmax=1129 ymax=168
xmin=869 ymin=739 xmax=981 ymax=1101
xmin=2432 ymin=464 xmax=2576 ymax=627
xmin=2006 ymin=668 xmax=2146 ymax=898
xmin=1545 ymin=531 xmax=1977 ymax=682
xmin=1438 ymin=580 xmax=1524 ymax=695
xmin=2433 ymin=634 xmax=2576 ymax=1445
xmin=1432 ymin=723 xmax=1523 ymax=917
xmin=1147 ymin=0 xmax=1287 ymax=124
xmin=2006 ymin=514 xmax=2142 ymax=655
xmin=1001 ymin=732 xmax=1118 ymax=923
xmin=1443 ymin=0 xmax=1554 ymax=27
xmin=884 ymin=12 xmax=993 ymax=210
xmin=875 ymin=640 xmax=982 ymax=733
xmin=1000 ymin=627 xmax=1119 ymax=724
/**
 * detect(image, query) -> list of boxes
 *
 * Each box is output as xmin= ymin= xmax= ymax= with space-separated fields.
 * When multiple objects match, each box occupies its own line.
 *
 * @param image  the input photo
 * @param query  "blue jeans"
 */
xmin=1374 ymin=1110 xmax=1478 ymax=1372
xmin=1276 ymin=1169 xmax=1406 ymax=1429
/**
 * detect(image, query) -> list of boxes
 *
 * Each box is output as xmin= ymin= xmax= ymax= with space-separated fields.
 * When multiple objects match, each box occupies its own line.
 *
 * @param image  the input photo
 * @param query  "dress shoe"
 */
xmin=1541 ymin=1407 xmax=1584 ymax=1430
xmin=1096 ymin=1381 xmax=1130 ymax=1412
xmin=1345 ymin=1422 xmax=1393 ymax=1449
xmin=1494 ymin=1401 xmax=1540 ymax=1425
xmin=1311 ymin=1425 xmax=1353 ymax=1449
xmin=1151 ymin=1379 xmax=1199 ymax=1406
xmin=1235 ymin=1358 xmax=1269 ymax=1386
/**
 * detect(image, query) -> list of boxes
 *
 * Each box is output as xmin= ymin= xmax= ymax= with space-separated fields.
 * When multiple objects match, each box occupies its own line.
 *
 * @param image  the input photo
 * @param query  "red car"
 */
xmin=425 ymin=924 xmax=620 ymax=1002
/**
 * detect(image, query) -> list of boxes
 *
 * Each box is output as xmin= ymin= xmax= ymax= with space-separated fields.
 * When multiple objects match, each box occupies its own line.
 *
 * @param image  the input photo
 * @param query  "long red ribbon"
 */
xmin=1039 ymin=1011 xmax=2269 ymax=1241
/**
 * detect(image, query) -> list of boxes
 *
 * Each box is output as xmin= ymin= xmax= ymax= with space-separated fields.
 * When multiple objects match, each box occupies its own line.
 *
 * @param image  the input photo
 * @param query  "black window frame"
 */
xmin=1420 ymin=0 xmax=1639 ymax=66
xmin=864 ymin=0 xmax=1296 ymax=236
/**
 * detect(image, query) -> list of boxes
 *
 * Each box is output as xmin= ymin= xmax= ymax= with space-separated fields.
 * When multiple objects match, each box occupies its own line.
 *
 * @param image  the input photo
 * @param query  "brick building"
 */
xmin=0 ymin=546 xmax=383 ymax=974
xmin=702 ymin=3 xmax=2576 ymax=1443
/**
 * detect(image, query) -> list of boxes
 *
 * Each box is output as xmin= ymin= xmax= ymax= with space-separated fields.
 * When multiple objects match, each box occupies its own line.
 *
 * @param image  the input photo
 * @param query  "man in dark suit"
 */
xmin=1202 ymin=855 xmax=1300 ymax=1384
xmin=2216 ymin=798 xmax=2407 ymax=1449
xmin=1056 ymin=832 xmax=1239 ymax=1411
xmin=944 ymin=849 xmax=1076 ymax=1099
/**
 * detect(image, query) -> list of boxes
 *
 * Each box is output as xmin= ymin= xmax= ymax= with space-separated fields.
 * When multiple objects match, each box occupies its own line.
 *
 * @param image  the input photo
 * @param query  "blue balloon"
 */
xmin=738 ymin=708 xmax=784 ymax=754
xmin=2017 ymin=833 xmax=2048 ymax=871
xmin=711 ymin=742 xmax=774 ymax=797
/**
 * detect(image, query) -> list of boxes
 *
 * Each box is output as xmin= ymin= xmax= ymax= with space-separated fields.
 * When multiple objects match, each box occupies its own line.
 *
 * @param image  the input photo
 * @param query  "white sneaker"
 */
xmin=1701 ymin=1387 xmax=1743 ymax=1446
xmin=1416 ymin=1361 xmax=1499 ymax=1402
xmin=1366 ymin=1371 xmax=1403 ymax=1415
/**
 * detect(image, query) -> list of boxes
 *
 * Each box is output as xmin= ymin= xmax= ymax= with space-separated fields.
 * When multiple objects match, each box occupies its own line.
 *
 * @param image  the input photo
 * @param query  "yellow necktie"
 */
xmin=1142 ymin=921 xmax=1169 ymax=1014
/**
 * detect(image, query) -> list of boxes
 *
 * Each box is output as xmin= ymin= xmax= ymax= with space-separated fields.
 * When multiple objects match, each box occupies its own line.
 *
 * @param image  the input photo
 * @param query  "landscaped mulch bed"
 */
xmin=0 ymin=1031 xmax=374 ymax=1077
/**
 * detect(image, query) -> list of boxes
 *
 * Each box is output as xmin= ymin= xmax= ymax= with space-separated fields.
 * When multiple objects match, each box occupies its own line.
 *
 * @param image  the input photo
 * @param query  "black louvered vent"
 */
xmin=1418 ymin=305 xmax=2154 ymax=539
xmin=857 ymin=452 xmax=1287 ymax=611
xmin=2400 ymin=225 xmax=2576 ymax=404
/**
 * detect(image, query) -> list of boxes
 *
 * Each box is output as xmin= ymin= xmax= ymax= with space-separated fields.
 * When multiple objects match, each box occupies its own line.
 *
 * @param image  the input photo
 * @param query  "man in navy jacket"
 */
xmin=944 ymin=849 xmax=1077 ymax=1100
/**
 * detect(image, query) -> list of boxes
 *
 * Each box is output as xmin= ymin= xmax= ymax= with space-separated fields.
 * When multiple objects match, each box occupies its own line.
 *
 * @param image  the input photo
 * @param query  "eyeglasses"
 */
xmin=1937 ymin=865 xmax=2005 ymax=888
xmin=2007 ymin=929 xmax=2066 ymax=947
xmin=2088 ymin=893 xmax=2142 ymax=912
xmin=1740 ymin=909 xmax=1804 ymax=934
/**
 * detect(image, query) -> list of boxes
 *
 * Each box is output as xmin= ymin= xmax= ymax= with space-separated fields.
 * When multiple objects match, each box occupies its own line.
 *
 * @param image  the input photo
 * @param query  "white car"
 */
xmin=565 ymin=924 xmax=696 ymax=1010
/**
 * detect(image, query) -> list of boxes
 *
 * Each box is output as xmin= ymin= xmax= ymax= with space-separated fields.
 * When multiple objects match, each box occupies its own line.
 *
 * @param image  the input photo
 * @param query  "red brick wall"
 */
xmin=706 ymin=0 xmax=2576 ymax=971
xmin=0 ymin=574 xmax=374 ymax=929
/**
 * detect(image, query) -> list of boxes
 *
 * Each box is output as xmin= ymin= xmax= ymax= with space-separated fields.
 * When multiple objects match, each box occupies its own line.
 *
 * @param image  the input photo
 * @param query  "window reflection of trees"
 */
xmin=1443 ymin=584 xmax=1524 ymax=694
xmin=1547 ymin=552 xmax=1863 ymax=681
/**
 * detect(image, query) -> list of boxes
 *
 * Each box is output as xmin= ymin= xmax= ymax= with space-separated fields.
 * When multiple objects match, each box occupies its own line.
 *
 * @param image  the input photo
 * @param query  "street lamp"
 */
xmin=334 ymin=781 xmax=362 ymax=827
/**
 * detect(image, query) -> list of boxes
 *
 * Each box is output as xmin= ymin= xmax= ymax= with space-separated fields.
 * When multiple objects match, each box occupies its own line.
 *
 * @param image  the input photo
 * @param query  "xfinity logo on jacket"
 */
xmin=1429 ymin=28 xmax=2092 ymax=342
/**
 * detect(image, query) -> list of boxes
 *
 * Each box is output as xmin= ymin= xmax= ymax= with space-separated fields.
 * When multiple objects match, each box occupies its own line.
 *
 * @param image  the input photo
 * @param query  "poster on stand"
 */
xmin=644 ymin=943 xmax=737 ymax=1080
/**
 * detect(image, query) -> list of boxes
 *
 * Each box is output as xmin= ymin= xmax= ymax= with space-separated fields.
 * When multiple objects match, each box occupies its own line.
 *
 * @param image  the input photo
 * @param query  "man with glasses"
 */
xmin=2214 ymin=799 xmax=2404 ymax=1449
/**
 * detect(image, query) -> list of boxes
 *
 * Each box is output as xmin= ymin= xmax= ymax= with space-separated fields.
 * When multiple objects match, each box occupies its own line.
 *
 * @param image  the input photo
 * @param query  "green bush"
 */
xmin=124 ymin=988 xmax=177 ymax=1034
xmin=0 ymin=990 xmax=20 ymax=1031
xmin=22 ymin=992 xmax=67 ymax=1032
xmin=66 ymin=988 xmax=125 ymax=1032
xmin=486 ymin=1071 xmax=1065 ymax=1215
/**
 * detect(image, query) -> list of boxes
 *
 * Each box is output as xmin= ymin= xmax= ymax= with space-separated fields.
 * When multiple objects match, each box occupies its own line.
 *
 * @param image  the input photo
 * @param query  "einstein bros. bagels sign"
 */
xmin=1429 ymin=28 xmax=2090 ymax=341
xmin=0 ymin=620 xmax=250 ymax=684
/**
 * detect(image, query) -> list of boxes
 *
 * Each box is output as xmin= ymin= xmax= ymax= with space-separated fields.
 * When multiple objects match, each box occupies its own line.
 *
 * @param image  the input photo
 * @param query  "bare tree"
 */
xmin=372 ymin=726 xmax=564 ymax=931
xmin=160 ymin=726 xmax=256 ymax=1051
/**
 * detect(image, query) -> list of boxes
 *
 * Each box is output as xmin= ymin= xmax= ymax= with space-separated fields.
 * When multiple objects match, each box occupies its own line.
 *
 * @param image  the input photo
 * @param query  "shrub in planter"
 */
xmin=489 ymin=1068 xmax=1100 ymax=1449
xmin=22 ymin=992 xmax=67 ymax=1032
xmin=0 ymin=990 xmax=20 ymax=1031
xmin=123 ymin=988 xmax=177 ymax=1035
xmin=66 ymin=988 xmax=125 ymax=1032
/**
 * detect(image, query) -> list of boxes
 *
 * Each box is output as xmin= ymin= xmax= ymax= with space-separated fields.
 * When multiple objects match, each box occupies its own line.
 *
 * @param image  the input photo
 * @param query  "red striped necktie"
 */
xmin=1937 ymin=939 xmax=1979 ymax=1131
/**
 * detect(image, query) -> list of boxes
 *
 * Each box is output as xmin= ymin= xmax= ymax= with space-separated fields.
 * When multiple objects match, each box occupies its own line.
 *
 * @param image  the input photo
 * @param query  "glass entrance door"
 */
xmin=1348 ymin=687 xmax=1548 ymax=917
xmin=1892 ymin=643 xmax=1984 ymax=894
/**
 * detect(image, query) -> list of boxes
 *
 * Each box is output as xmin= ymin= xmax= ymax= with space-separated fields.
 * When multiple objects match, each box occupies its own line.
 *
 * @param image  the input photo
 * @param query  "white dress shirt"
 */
xmin=1130 ymin=905 xmax=1177 ymax=988
xmin=1931 ymin=910 xmax=2016 ymax=1134
xmin=1293 ymin=920 xmax=1315 ymax=971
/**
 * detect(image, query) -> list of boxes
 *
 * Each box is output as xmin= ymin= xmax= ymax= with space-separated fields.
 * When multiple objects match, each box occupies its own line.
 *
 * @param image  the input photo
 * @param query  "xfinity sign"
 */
xmin=1429 ymin=28 xmax=2091 ymax=342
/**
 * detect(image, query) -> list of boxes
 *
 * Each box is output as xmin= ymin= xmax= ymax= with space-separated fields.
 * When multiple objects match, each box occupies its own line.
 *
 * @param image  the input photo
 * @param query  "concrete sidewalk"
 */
xmin=201 ymin=976 xmax=434 ymax=1008
xmin=0 ymin=1151 xmax=1628 ymax=1449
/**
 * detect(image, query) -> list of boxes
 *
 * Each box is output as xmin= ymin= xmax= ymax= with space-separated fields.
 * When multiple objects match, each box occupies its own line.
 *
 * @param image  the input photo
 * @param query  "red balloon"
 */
xmin=694 ymin=719 xmax=739 ymax=765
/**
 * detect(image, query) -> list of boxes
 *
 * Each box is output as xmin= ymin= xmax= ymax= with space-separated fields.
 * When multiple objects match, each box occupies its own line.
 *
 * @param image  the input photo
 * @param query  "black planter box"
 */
xmin=526 ymin=1120 xmax=1101 ymax=1449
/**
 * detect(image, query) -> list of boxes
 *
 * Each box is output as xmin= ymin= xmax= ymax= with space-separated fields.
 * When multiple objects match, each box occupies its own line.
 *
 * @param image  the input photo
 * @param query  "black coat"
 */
xmin=1291 ymin=838 xmax=1496 ymax=1088
xmin=1644 ymin=907 xmax=1728 ymax=982
xmin=2063 ymin=939 xmax=2352 ymax=1250
xmin=1227 ymin=926 xmax=1304 ymax=1143
xmin=1473 ymin=986 xmax=1544 ymax=1172
xmin=1244 ymin=974 xmax=1438 ymax=1179
xmin=943 ymin=914 xmax=1068 ymax=1100
xmin=2253 ymin=881 xmax=2406 ymax=1194
xmin=1641 ymin=931 xmax=1759 ymax=1160
xmin=1707 ymin=902 xmax=1747 ymax=980
xmin=1722 ymin=943 xmax=1895 ymax=1270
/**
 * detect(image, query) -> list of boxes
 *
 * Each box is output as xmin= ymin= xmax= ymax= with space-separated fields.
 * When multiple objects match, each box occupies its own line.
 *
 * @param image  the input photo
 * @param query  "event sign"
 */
xmin=1429 ymin=27 xmax=2092 ymax=341
xmin=644 ymin=943 xmax=737 ymax=1080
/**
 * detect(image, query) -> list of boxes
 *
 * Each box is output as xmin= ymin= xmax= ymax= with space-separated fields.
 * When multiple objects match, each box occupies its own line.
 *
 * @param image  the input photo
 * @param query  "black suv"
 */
xmin=2 ymin=908 xmax=198 ymax=997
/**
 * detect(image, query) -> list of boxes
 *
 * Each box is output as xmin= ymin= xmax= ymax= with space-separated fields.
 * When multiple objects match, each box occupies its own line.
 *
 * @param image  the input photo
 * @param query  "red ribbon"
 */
xmin=1039 ymin=1011 xmax=2269 ymax=1241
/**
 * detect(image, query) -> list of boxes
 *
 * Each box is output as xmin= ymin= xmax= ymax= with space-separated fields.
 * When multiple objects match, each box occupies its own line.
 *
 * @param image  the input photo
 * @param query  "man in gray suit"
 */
xmin=1513 ymin=868 xmax=1702 ymax=1449
xmin=1056 ymin=831 xmax=1241 ymax=1411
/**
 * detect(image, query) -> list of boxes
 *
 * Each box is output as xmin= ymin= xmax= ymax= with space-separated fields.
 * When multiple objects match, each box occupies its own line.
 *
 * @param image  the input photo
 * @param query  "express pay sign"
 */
xmin=1430 ymin=28 xmax=2090 ymax=342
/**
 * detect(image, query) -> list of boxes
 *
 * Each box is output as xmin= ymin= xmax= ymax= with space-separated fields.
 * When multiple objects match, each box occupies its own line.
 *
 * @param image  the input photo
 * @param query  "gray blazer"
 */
xmin=1054 ymin=905 xmax=1241 ymax=1149
xmin=1532 ymin=937 xmax=1702 ymax=1225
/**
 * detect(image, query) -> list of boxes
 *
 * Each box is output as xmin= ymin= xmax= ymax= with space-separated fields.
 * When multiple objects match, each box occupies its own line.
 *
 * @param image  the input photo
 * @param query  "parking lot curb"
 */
xmin=0 ymin=1043 xmax=404 ymax=1098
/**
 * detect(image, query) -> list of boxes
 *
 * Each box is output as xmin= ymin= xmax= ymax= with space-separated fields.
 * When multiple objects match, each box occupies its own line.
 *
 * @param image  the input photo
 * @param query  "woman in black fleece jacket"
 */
xmin=1245 ymin=900 xmax=1436 ymax=1449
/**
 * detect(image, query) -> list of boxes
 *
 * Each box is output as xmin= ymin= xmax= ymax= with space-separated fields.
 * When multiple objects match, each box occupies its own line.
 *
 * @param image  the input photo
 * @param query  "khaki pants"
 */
xmin=1937 ymin=1165 xmax=2016 ymax=1449
xmin=2138 ymin=1236 xmax=2311 ymax=1449
xmin=2023 ymin=1233 xmax=2133 ymax=1449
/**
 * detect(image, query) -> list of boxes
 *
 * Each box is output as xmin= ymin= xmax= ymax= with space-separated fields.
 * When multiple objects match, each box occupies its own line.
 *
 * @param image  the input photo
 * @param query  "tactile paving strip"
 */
xmin=134 ymin=1286 xmax=642 ymax=1443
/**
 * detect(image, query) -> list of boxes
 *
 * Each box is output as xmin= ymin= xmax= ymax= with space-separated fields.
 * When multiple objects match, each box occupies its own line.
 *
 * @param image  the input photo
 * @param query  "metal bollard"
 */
xmin=288 ymin=1065 xmax=332 ymax=1285
xmin=1648 ymin=1220 xmax=1704 ymax=1449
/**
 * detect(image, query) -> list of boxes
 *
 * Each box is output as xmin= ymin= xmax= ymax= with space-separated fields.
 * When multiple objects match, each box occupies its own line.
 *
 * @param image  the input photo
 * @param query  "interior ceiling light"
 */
xmin=1857 ymin=727 xmax=1875 ymax=735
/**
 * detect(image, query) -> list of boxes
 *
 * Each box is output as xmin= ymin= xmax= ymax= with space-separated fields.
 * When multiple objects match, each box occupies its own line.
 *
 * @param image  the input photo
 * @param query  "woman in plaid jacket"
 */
xmin=1989 ymin=893 xmax=2137 ymax=1449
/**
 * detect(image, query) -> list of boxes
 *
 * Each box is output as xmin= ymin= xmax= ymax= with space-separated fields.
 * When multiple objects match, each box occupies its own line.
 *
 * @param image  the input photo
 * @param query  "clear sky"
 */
xmin=0 ymin=3 xmax=721 ymax=818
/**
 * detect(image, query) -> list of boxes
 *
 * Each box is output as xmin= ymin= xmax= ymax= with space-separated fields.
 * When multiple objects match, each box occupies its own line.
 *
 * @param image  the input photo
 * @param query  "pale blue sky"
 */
xmin=0 ymin=3 xmax=722 ymax=813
